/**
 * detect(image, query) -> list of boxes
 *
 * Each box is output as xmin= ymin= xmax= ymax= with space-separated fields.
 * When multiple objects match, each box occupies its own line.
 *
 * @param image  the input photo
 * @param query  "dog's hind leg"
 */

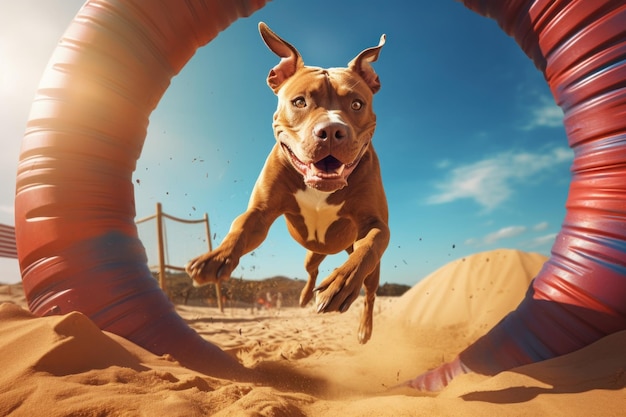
xmin=358 ymin=263 xmax=380 ymax=344
xmin=300 ymin=251 xmax=326 ymax=307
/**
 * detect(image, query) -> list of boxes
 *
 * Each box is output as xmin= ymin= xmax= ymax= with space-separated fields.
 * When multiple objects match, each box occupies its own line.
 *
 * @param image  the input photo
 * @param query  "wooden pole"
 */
xmin=204 ymin=212 xmax=212 ymax=252
xmin=204 ymin=213 xmax=224 ymax=312
xmin=156 ymin=202 xmax=168 ymax=296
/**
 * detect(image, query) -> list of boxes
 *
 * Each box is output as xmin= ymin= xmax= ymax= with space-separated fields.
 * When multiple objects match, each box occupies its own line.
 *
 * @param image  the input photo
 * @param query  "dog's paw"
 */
xmin=185 ymin=251 xmax=238 ymax=286
xmin=313 ymin=268 xmax=362 ymax=313
xmin=358 ymin=315 xmax=373 ymax=344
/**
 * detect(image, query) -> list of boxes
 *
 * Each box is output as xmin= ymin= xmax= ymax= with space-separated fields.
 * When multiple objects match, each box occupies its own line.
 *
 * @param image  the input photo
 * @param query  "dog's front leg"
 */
xmin=314 ymin=223 xmax=389 ymax=313
xmin=358 ymin=263 xmax=381 ymax=344
xmin=300 ymin=251 xmax=326 ymax=307
xmin=186 ymin=208 xmax=274 ymax=286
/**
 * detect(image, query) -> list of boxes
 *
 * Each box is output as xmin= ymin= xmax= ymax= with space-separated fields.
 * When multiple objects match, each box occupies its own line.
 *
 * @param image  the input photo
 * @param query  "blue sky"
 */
xmin=0 ymin=1 xmax=571 ymax=286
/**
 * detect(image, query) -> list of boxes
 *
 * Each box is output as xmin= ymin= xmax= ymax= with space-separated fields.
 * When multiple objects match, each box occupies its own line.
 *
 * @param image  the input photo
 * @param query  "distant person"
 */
xmin=265 ymin=292 xmax=273 ymax=309
xmin=275 ymin=292 xmax=283 ymax=311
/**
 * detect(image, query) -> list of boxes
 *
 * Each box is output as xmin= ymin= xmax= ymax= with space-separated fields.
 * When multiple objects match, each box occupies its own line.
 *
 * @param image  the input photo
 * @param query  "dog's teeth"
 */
xmin=337 ymin=164 xmax=345 ymax=175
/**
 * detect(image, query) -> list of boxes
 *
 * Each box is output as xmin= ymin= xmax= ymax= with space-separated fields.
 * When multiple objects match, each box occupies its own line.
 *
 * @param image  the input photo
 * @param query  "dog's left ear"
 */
xmin=348 ymin=34 xmax=386 ymax=94
xmin=259 ymin=22 xmax=304 ymax=93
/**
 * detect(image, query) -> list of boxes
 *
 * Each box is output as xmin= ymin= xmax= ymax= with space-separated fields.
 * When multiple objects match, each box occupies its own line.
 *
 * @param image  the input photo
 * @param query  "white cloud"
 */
xmin=465 ymin=225 xmax=558 ymax=251
xmin=426 ymin=157 xmax=509 ymax=209
xmin=426 ymin=146 xmax=573 ymax=211
xmin=522 ymin=96 xmax=564 ymax=130
xmin=483 ymin=225 xmax=527 ymax=244
xmin=435 ymin=159 xmax=452 ymax=169
xmin=465 ymin=224 xmax=528 ymax=247
xmin=527 ymin=233 xmax=557 ymax=248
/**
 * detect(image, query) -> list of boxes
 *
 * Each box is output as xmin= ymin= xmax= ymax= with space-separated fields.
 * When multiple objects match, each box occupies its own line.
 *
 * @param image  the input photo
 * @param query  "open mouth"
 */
xmin=281 ymin=144 xmax=362 ymax=191
xmin=313 ymin=155 xmax=345 ymax=177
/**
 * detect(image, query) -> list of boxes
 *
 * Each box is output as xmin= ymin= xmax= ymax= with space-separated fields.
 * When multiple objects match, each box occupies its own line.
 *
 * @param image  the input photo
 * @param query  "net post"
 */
xmin=156 ymin=202 xmax=169 ymax=296
xmin=204 ymin=212 xmax=224 ymax=312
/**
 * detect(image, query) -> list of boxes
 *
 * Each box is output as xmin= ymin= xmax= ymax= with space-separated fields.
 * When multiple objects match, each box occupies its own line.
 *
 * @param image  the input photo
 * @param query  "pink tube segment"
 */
xmin=407 ymin=0 xmax=626 ymax=390
xmin=15 ymin=0 xmax=268 ymax=378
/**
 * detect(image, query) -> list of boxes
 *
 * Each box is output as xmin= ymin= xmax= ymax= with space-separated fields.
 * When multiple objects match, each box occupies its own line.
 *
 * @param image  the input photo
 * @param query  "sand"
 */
xmin=0 ymin=248 xmax=624 ymax=416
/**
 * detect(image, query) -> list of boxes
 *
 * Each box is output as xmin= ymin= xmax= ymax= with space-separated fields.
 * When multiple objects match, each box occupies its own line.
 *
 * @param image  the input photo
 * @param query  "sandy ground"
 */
xmin=0 ymin=249 xmax=624 ymax=416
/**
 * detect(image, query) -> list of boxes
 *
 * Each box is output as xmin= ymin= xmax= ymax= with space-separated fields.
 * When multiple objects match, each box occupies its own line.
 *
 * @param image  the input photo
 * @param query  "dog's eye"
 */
xmin=292 ymin=97 xmax=307 ymax=108
xmin=351 ymin=99 xmax=363 ymax=111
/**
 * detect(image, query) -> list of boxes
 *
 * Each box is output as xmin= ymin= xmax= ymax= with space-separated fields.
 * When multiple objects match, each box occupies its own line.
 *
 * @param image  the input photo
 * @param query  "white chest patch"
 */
xmin=294 ymin=188 xmax=344 ymax=244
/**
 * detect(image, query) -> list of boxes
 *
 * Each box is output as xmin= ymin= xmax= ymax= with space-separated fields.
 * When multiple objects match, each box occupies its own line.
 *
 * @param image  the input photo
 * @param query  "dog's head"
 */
xmin=259 ymin=22 xmax=385 ymax=193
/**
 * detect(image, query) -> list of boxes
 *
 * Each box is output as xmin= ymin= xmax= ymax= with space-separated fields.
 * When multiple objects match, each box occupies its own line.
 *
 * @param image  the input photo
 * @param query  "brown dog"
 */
xmin=187 ymin=22 xmax=389 ymax=344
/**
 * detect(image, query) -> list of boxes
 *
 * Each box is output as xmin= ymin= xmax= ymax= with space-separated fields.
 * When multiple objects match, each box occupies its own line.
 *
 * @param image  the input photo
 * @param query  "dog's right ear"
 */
xmin=259 ymin=22 xmax=304 ymax=93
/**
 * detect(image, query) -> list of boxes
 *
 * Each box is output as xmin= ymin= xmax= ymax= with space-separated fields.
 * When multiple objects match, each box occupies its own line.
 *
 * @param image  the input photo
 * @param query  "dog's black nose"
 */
xmin=314 ymin=122 xmax=348 ymax=141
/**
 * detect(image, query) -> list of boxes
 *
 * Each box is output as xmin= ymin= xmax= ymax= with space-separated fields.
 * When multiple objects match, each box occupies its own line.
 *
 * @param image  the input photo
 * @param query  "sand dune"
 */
xmin=0 ymin=249 xmax=624 ymax=416
xmin=388 ymin=249 xmax=547 ymax=342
